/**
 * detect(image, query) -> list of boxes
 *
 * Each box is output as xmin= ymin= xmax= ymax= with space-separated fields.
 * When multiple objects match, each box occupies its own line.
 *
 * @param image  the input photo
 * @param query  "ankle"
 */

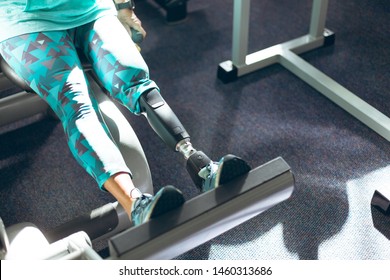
xmin=177 ymin=140 xmax=196 ymax=159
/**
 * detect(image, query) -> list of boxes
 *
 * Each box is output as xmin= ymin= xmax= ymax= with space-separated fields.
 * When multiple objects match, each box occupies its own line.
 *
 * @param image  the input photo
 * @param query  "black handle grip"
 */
xmin=131 ymin=28 xmax=144 ymax=44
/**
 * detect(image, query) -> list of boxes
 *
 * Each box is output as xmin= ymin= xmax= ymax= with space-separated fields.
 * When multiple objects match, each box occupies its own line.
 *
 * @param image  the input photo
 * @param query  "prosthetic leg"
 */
xmin=139 ymin=88 xmax=213 ymax=188
xmin=139 ymin=88 xmax=251 ymax=190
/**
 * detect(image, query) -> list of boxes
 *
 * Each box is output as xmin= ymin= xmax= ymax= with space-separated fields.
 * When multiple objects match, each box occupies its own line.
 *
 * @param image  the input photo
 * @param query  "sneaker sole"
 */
xmin=217 ymin=155 xmax=251 ymax=186
xmin=150 ymin=186 xmax=185 ymax=219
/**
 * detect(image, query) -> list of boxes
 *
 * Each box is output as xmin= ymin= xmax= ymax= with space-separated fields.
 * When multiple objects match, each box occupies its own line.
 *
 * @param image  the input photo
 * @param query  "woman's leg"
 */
xmin=75 ymin=15 xmax=251 ymax=192
xmin=75 ymin=16 xmax=251 ymax=191
xmin=0 ymin=32 xmax=140 ymax=217
xmin=75 ymin=15 xmax=157 ymax=115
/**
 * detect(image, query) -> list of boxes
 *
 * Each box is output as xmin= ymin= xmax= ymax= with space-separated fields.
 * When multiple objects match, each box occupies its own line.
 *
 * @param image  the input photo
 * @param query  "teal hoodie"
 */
xmin=0 ymin=0 xmax=116 ymax=42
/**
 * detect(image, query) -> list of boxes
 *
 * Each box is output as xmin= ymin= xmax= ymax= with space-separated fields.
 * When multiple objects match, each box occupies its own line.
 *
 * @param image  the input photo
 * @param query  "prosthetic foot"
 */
xmin=139 ymin=89 xmax=251 ymax=191
xmin=198 ymin=154 xmax=251 ymax=192
xmin=185 ymin=150 xmax=212 ymax=189
xmin=186 ymin=151 xmax=251 ymax=192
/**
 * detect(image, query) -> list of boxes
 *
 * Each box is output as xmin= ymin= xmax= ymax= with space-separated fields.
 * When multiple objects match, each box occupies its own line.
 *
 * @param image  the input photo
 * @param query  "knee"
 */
xmin=59 ymin=98 xmax=98 ymax=134
xmin=109 ymin=64 xmax=151 ymax=95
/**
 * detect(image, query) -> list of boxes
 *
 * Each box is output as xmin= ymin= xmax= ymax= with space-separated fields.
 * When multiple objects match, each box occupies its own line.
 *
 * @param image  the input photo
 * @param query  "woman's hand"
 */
xmin=117 ymin=8 xmax=146 ymax=42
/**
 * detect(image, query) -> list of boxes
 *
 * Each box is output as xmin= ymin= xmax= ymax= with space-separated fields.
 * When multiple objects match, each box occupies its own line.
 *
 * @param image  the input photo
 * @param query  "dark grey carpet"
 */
xmin=1 ymin=0 xmax=389 ymax=259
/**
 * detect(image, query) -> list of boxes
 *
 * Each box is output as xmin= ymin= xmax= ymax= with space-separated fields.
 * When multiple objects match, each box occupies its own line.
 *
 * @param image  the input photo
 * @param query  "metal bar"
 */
xmin=237 ymin=34 xmax=324 ymax=76
xmin=0 ymin=90 xmax=49 ymax=127
xmin=220 ymin=0 xmax=389 ymax=141
xmin=280 ymin=50 xmax=390 ymax=141
xmin=108 ymin=157 xmax=294 ymax=260
xmin=309 ymin=0 xmax=329 ymax=38
xmin=232 ymin=0 xmax=251 ymax=67
xmin=0 ymin=73 xmax=17 ymax=93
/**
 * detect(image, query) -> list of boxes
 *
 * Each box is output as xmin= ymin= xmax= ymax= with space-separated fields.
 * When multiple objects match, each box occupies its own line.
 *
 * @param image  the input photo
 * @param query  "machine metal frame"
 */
xmin=108 ymin=157 xmax=294 ymax=260
xmin=217 ymin=0 xmax=390 ymax=141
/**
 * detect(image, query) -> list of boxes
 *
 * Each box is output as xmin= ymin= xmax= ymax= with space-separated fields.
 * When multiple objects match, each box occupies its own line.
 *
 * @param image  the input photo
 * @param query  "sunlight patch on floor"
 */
xmin=319 ymin=166 xmax=390 ymax=259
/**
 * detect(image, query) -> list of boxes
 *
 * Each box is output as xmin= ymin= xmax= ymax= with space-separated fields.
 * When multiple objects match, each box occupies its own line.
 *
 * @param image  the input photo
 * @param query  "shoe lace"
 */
xmin=198 ymin=162 xmax=219 ymax=180
xmin=132 ymin=194 xmax=152 ymax=216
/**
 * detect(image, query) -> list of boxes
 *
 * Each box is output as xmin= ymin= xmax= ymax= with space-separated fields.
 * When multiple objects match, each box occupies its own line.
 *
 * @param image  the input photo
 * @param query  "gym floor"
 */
xmin=0 ymin=0 xmax=389 ymax=259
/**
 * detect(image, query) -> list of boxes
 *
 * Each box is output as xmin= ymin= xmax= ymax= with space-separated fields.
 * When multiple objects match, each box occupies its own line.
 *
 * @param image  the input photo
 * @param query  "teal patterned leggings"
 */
xmin=0 ymin=15 xmax=159 ymax=188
